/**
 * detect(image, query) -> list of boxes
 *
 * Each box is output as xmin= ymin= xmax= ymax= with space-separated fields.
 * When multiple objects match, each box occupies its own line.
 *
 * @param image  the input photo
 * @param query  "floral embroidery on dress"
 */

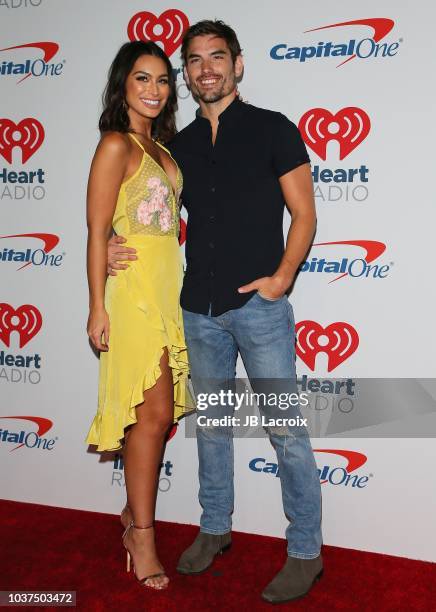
xmin=137 ymin=176 xmax=173 ymax=232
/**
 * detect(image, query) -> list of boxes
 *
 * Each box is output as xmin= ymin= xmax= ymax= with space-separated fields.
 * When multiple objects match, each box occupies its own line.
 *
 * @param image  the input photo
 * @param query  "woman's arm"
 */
xmin=87 ymin=133 xmax=128 ymax=350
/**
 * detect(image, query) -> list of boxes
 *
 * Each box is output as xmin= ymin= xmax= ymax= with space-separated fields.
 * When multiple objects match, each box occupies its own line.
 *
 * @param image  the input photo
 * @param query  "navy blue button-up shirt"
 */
xmin=169 ymin=97 xmax=310 ymax=316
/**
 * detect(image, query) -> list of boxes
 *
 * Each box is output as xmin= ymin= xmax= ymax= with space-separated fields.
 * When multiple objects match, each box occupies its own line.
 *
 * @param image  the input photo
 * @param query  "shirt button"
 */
xmin=210 ymin=270 xmax=215 ymax=277
xmin=209 ymin=215 xmax=215 ymax=221
xmin=209 ymin=242 xmax=215 ymax=249
xmin=211 ymin=159 xmax=217 ymax=165
xmin=211 ymin=186 xmax=216 ymax=193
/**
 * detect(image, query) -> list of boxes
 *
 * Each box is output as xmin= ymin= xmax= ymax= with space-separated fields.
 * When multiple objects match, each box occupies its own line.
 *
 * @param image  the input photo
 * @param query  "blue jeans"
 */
xmin=183 ymin=293 xmax=322 ymax=559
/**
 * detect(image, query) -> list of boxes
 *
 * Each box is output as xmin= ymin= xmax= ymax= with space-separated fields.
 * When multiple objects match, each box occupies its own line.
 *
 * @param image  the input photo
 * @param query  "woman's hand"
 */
xmin=87 ymin=307 xmax=110 ymax=351
xmin=107 ymin=235 xmax=137 ymax=276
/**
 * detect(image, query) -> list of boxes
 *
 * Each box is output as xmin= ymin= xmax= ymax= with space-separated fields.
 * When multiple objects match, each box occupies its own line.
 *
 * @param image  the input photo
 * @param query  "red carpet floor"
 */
xmin=1 ymin=499 xmax=435 ymax=611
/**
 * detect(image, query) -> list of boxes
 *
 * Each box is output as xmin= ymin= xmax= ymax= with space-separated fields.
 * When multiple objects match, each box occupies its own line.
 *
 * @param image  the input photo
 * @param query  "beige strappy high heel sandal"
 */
xmin=122 ymin=521 xmax=169 ymax=590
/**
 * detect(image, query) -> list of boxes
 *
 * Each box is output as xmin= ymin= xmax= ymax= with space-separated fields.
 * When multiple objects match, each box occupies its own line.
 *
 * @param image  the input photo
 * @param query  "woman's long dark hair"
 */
xmin=99 ymin=41 xmax=177 ymax=143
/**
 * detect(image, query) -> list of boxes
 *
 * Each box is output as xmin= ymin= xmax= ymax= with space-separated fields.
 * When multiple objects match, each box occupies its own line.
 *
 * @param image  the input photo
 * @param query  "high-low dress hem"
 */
xmin=86 ymin=328 xmax=190 ymax=452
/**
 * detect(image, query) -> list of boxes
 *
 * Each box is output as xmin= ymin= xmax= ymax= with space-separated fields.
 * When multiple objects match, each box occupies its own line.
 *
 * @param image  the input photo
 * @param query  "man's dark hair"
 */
xmin=181 ymin=20 xmax=242 ymax=65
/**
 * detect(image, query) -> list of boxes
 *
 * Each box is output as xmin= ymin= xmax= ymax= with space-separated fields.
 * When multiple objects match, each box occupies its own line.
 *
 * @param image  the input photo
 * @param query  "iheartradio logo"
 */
xmin=299 ymin=107 xmax=370 ymax=160
xmin=296 ymin=320 xmax=359 ymax=372
xmin=128 ymin=9 xmax=189 ymax=57
xmin=0 ymin=118 xmax=44 ymax=163
xmin=0 ymin=303 xmax=42 ymax=348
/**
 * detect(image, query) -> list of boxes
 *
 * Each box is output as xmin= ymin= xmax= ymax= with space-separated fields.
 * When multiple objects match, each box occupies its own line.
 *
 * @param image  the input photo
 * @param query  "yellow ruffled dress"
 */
xmin=86 ymin=134 xmax=190 ymax=451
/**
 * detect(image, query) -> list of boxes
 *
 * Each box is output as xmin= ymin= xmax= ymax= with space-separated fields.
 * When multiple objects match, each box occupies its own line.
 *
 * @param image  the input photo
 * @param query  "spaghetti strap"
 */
xmin=128 ymin=133 xmax=145 ymax=151
xmin=155 ymin=141 xmax=171 ymax=155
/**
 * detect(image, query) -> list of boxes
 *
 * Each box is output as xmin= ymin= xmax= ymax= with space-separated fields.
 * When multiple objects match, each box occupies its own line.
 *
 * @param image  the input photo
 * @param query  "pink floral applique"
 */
xmin=137 ymin=177 xmax=173 ymax=231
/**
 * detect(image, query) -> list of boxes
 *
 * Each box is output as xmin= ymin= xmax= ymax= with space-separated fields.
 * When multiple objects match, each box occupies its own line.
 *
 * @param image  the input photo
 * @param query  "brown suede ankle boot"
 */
xmin=177 ymin=531 xmax=232 ymax=575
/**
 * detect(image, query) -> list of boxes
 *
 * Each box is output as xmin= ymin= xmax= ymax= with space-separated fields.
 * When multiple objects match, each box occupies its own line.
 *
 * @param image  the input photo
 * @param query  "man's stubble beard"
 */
xmin=193 ymin=75 xmax=237 ymax=104
xmin=199 ymin=90 xmax=226 ymax=104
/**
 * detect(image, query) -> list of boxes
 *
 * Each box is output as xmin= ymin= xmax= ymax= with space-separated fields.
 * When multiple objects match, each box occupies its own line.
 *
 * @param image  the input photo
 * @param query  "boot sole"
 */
xmin=176 ymin=543 xmax=232 ymax=575
xmin=261 ymin=568 xmax=323 ymax=604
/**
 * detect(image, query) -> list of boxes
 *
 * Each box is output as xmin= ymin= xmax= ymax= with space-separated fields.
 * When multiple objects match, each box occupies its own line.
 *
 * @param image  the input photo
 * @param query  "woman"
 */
xmin=85 ymin=41 xmax=189 ymax=590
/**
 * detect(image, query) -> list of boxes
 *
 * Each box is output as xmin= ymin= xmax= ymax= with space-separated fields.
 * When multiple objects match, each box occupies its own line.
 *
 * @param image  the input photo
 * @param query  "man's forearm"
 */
xmin=273 ymin=211 xmax=316 ymax=289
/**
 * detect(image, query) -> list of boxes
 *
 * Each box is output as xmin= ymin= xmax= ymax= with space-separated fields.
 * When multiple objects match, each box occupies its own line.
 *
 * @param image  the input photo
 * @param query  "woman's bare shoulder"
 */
xmin=97 ymin=131 xmax=131 ymax=156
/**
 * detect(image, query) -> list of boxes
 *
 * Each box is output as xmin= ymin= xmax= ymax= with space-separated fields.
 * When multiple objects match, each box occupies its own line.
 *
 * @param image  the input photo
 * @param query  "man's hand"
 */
xmin=107 ymin=235 xmax=137 ymax=276
xmin=238 ymin=274 xmax=288 ymax=300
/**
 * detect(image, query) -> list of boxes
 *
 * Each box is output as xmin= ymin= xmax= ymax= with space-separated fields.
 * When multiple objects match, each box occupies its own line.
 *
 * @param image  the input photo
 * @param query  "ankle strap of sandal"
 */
xmin=131 ymin=520 xmax=154 ymax=530
xmin=122 ymin=519 xmax=154 ymax=540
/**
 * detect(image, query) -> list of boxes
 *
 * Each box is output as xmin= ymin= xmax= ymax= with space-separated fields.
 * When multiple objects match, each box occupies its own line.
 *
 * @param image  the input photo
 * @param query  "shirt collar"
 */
xmin=195 ymin=96 xmax=244 ymax=124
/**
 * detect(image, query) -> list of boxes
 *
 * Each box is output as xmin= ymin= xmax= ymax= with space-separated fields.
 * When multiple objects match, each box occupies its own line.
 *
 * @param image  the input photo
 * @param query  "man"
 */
xmin=109 ymin=20 xmax=322 ymax=604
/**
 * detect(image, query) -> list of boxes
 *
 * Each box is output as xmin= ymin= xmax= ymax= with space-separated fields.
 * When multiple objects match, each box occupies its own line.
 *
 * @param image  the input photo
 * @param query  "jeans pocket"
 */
xmin=285 ymin=299 xmax=295 ymax=328
xmin=256 ymin=290 xmax=283 ymax=303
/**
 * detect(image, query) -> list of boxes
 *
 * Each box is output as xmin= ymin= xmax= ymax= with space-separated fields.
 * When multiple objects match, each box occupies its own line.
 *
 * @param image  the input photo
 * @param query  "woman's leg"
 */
xmin=122 ymin=348 xmax=174 ymax=588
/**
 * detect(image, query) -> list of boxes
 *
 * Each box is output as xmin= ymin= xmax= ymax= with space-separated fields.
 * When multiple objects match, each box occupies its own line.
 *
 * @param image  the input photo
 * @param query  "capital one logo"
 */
xmin=0 ymin=118 xmax=44 ymax=163
xmin=270 ymin=18 xmax=400 ymax=67
xmin=299 ymin=240 xmax=390 ymax=283
xmin=0 ymin=233 xmax=63 ymax=270
xmin=0 ymin=42 xmax=62 ymax=83
xmin=299 ymin=107 xmax=370 ymax=160
xmin=0 ymin=303 xmax=42 ymax=348
xmin=0 ymin=416 xmax=54 ymax=451
xmin=250 ymin=449 xmax=370 ymax=488
xmin=296 ymin=321 xmax=359 ymax=372
xmin=314 ymin=449 xmax=369 ymax=487
xmin=128 ymin=9 xmax=189 ymax=56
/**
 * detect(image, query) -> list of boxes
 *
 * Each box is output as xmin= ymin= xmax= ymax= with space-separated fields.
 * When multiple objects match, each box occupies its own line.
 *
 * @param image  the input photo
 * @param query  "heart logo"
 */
xmin=179 ymin=218 xmax=186 ymax=246
xmin=127 ymin=9 xmax=190 ymax=57
xmin=298 ymin=107 xmax=370 ymax=160
xmin=166 ymin=423 xmax=178 ymax=442
xmin=296 ymin=320 xmax=359 ymax=372
xmin=0 ymin=303 xmax=42 ymax=348
xmin=0 ymin=118 xmax=45 ymax=164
